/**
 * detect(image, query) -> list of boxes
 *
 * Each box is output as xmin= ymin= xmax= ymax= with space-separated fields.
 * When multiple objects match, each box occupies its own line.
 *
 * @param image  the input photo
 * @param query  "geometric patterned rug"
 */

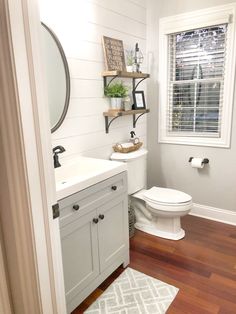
xmin=84 ymin=267 xmax=179 ymax=314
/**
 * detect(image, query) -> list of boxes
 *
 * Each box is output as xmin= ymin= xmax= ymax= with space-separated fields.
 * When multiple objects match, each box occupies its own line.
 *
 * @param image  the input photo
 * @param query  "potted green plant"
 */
xmin=126 ymin=49 xmax=134 ymax=72
xmin=104 ymin=81 xmax=129 ymax=111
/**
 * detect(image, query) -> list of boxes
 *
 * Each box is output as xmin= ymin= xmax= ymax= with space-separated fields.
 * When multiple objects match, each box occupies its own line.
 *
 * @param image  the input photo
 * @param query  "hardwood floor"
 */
xmin=73 ymin=215 xmax=236 ymax=314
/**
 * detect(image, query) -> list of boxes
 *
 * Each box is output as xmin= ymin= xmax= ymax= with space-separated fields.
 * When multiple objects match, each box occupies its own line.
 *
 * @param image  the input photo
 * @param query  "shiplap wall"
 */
xmin=39 ymin=0 xmax=147 ymax=160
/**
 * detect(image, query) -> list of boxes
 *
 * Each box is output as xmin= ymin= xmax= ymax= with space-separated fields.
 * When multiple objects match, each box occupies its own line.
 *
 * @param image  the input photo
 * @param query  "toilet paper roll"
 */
xmin=191 ymin=157 xmax=204 ymax=169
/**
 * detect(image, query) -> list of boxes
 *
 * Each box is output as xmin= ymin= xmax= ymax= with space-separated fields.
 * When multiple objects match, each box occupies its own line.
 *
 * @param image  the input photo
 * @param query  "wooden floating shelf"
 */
xmin=102 ymin=71 xmax=150 ymax=79
xmin=103 ymin=109 xmax=150 ymax=133
xmin=103 ymin=109 xmax=149 ymax=117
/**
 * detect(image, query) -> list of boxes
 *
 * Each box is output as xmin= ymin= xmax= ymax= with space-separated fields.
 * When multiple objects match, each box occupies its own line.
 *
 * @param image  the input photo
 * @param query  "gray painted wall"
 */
xmin=146 ymin=0 xmax=236 ymax=211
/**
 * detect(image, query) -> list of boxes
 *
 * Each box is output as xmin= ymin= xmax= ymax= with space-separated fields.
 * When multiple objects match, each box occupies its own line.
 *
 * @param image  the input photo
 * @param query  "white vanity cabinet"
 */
xmin=59 ymin=172 xmax=129 ymax=313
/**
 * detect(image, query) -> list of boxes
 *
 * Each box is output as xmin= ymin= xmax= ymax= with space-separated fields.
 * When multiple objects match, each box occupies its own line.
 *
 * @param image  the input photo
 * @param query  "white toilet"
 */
xmin=111 ymin=148 xmax=192 ymax=240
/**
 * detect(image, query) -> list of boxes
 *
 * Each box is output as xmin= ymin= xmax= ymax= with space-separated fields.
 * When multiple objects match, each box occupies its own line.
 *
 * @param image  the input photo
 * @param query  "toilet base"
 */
xmin=134 ymin=222 xmax=185 ymax=240
xmin=131 ymin=195 xmax=189 ymax=241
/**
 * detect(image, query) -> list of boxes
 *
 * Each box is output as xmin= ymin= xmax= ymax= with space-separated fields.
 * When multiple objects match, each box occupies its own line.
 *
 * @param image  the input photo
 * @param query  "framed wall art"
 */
xmin=133 ymin=91 xmax=146 ymax=109
xmin=102 ymin=36 xmax=126 ymax=71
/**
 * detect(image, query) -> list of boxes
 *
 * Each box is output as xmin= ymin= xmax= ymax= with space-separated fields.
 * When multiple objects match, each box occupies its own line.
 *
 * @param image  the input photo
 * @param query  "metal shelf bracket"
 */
xmin=105 ymin=115 xmax=120 ymax=133
xmin=103 ymin=75 xmax=118 ymax=89
xmin=133 ymin=112 xmax=146 ymax=128
xmin=132 ymin=77 xmax=148 ymax=91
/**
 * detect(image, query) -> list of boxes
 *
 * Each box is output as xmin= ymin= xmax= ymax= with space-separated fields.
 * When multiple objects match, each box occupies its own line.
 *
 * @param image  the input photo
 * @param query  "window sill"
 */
xmin=158 ymin=135 xmax=230 ymax=148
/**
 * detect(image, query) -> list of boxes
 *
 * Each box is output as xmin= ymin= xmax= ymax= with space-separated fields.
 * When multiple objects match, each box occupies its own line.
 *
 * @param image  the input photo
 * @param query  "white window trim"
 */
xmin=158 ymin=3 xmax=236 ymax=148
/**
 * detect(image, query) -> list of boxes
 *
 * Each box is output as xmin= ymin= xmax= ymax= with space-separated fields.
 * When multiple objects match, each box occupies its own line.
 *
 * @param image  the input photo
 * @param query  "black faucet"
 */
xmin=53 ymin=146 xmax=66 ymax=168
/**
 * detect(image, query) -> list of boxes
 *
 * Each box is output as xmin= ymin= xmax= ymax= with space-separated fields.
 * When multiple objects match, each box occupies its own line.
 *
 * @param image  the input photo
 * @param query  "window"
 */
xmin=169 ymin=25 xmax=226 ymax=135
xmin=158 ymin=4 xmax=236 ymax=147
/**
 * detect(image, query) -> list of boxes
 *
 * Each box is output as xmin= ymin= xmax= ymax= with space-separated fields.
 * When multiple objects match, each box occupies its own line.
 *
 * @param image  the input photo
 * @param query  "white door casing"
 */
xmin=0 ymin=0 xmax=66 ymax=313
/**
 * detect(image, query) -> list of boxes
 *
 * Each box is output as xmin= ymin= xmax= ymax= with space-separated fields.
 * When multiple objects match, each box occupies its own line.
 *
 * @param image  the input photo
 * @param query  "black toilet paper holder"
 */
xmin=189 ymin=157 xmax=209 ymax=164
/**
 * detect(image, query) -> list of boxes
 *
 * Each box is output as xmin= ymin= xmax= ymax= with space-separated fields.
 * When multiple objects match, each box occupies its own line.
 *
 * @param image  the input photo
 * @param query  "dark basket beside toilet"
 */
xmin=128 ymin=203 xmax=136 ymax=238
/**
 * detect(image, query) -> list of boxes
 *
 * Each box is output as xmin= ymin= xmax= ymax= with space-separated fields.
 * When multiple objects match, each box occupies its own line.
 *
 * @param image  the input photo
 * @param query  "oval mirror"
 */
xmin=41 ymin=22 xmax=70 ymax=133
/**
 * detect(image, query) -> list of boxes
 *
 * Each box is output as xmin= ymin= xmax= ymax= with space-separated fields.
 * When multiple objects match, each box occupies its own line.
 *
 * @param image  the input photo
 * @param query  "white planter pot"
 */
xmin=110 ymin=97 xmax=123 ymax=110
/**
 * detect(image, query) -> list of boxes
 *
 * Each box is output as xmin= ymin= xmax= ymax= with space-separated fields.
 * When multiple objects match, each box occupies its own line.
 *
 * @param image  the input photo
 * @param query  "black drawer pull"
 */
xmin=111 ymin=185 xmax=117 ymax=191
xmin=73 ymin=204 xmax=80 ymax=211
xmin=93 ymin=218 xmax=99 ymax=224
xmin=99 ymin=214 xmax=104 ymax=220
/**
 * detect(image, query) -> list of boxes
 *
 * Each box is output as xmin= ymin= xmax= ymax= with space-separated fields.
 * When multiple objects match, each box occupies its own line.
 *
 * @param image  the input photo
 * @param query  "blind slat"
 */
xmin=169 ymin=78 xmax=224 ymax=84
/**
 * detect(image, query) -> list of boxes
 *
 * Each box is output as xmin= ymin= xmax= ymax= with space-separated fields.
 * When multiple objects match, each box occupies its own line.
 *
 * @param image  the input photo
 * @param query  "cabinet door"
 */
xmin=60 ymin=210 xmax=99 ymax=304
xmin=98 ymin=194 xmax=129 ymax=272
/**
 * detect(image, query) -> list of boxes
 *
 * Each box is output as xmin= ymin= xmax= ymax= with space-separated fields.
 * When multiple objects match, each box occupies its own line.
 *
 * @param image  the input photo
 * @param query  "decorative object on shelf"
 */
xmin=123 ymin=95 xmax=132 ymax=111
xmin=102 ymin=36 xmax=126 ymax=71
xmin=125 ymin=49 xmax=134 ymax=72
xmin=104 ymin=81 xmax=129 ymax=111
xmin=113 ymin=141 xmax=143 ymax=153
xmin=133 ymin=91 xmax=146 ymax=109
xmin=133 ymin=43 xmax=143 ymax=73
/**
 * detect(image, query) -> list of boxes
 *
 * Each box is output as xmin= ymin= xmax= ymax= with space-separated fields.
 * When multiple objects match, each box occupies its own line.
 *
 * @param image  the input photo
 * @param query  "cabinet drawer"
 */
xmin=59 ymin=172 xmax=127 ymax=227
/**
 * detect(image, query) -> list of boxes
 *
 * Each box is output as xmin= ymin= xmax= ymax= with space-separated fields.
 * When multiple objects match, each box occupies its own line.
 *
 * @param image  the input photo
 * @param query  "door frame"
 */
xmin=0 ymin=0 xmax=66 ymax=312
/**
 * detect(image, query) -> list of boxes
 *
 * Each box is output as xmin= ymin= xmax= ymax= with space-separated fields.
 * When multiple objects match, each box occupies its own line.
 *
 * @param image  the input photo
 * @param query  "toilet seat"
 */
xmin=142 ymin=187 xmax=192 ymax=212
xmin=145 ymin=199 xmax=192 ymax=213
xmin=143 ymin=187 xmax=192 ymax=204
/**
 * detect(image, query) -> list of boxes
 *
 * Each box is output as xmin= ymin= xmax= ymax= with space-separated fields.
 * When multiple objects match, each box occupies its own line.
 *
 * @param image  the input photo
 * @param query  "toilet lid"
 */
xmin=143 ymin=187 xmax=192 ymax=205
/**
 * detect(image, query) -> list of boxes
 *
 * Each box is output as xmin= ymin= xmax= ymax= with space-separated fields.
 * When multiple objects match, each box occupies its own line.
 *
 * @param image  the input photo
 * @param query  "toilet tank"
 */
xmin=110 ymin=148 xmax=148 ymax=194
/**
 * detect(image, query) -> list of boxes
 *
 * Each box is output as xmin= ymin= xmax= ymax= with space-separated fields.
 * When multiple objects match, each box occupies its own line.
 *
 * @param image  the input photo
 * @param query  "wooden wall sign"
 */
xmin=102 ymin=36 xmax=126 ymax=71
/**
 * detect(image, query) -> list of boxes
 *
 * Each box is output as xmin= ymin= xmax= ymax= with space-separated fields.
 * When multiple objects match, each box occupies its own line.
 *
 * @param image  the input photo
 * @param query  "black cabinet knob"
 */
xmin=99 ymin=214 xmax=105 ymax=220
xmin=73 ymin=204 xmax=80 ymax=211
xmin=111 ymin=185 xmax=117 ymax=191
xmin=93 ymin=218 xmax=99 ymax=224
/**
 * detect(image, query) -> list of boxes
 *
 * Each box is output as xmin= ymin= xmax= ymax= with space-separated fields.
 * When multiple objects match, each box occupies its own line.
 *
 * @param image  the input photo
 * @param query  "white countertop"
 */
xmin=55 ymin=156 xmax=127 ymax=200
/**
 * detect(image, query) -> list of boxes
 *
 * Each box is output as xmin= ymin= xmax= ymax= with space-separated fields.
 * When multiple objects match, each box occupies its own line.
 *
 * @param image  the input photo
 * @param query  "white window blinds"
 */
xmin=168 ymin=24 xmax=227 ymax=137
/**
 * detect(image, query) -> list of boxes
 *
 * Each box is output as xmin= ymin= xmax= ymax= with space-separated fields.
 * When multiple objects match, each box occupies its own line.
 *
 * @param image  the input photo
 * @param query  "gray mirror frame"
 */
xmin=41 ymin=22 xmax=71 ymax=133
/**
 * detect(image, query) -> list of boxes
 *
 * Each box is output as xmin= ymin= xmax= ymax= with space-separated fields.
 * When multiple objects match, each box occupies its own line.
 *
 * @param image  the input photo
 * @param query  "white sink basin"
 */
xmin=55 ymin=156 xmax=127 ymax=200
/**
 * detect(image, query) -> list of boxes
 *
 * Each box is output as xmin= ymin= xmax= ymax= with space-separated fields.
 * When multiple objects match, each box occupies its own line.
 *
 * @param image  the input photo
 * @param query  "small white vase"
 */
xmin=110 ymin=97 xmax=123 ymax=110
xmin=123 ymin=96 xmax=132 ymax=111
xmin=126 ymin=65 xmax=133 ymax=72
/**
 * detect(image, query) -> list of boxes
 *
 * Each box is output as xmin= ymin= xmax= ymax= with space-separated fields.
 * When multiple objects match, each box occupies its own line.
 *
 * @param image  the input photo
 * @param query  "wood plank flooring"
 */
xmin=73 ymin=215 xmax=236 ymax=314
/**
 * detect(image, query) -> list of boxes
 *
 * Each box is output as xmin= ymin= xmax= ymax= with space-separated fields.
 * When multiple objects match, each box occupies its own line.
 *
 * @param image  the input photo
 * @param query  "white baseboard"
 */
xmin=190 ymin=203 xmax=236 ymax=226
